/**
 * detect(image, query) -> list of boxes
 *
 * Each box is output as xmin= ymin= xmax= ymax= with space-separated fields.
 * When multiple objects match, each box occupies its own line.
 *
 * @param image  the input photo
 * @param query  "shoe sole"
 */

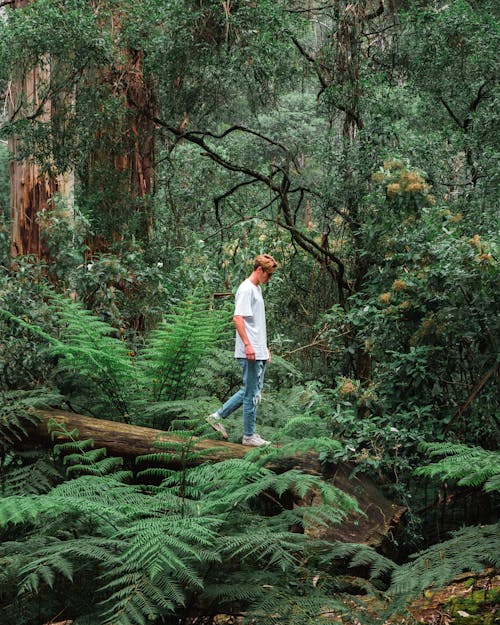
xmin=207 ymin=420 xmax=228 ymax=440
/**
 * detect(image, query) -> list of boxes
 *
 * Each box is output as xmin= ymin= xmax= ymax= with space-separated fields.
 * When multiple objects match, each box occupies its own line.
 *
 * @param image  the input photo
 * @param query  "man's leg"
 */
xmin=241 ymin=359 xmax=266 ymax=437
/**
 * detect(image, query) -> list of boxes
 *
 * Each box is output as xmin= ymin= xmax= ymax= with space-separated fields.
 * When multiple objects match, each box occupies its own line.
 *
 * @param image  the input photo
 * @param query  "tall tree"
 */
xmin=2 ymin=0 xmax=157 ymax=259
xmin=6 ymin=0 xmax=74 ymax=259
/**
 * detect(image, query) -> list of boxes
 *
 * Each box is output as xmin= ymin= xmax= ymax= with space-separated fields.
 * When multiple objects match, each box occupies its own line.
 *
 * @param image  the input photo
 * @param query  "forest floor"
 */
xmin=209 ymin=570 xmax=499 ymax=625
xmin=403 ymin=569 xmax=499 ymax=625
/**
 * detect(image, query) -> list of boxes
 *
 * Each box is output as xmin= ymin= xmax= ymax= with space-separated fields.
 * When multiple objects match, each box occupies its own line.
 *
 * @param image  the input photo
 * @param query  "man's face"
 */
xmin=257 ymin=266 xmax=274 ymax=284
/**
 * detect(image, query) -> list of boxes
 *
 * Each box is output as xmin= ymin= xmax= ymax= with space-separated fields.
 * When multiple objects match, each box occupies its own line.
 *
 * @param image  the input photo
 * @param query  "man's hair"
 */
xmin=254 ymin=253 xmax=279 ymax=273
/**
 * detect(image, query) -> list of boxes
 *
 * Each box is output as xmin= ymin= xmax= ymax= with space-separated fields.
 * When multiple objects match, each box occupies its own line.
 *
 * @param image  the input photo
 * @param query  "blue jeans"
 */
xmin=216 ymin=358 xmax=266 ymax=437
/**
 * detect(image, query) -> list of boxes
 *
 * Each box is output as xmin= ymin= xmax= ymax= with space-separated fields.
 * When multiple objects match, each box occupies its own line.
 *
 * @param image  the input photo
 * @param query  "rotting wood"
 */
xmin=26 ymin=408 xmax=405 ymax=549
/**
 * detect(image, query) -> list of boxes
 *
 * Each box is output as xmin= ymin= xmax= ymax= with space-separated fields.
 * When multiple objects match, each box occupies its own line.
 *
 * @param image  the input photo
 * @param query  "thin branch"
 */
xmin=291 ymin=36 xmax=329 ymax=90
xmin=469 ymin=78 xmax=495 ymax=114
xmin=440 ymin=98 xmax=464 ymax=129
xmin=214 ymin=178 xmax=259 ymax=226
xmin=444 ymin=362 xmax=499 ymax=434
xmin=214 ymin=178 xmax=258 ymax=204
xmin=186 ymin=125 xmax=289 ymax=154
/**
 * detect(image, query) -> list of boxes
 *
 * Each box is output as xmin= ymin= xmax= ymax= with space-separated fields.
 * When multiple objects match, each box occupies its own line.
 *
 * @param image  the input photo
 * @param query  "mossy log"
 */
xmin=27 ymin=408 xmax=405 ymax=550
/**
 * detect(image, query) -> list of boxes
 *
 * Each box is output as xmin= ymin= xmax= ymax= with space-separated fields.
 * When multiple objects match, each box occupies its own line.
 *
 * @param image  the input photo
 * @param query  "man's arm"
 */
xmin=233 ymin=315 xmax=256 ymax=361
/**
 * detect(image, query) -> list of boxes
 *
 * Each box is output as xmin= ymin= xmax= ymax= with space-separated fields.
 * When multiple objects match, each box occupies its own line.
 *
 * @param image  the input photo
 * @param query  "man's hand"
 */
xmin=245 ymin=344 xmax=256 ymax=361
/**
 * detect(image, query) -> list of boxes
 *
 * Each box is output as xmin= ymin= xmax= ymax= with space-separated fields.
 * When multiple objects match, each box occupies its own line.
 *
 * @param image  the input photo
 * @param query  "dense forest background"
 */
xmin=0 ymin=1 xmax=498 ymax=624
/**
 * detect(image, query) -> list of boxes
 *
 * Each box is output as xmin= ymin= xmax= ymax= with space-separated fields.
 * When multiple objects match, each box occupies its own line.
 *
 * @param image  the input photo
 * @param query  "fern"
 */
xmin=0 ymin=389 xmax=56 ymax=451
xmin=389 ymin=522 xmax=499 ymax=596
xmin=47 ymin=293 xmax=140 ymax=419
xmin=310 ymin=540 xmax=397 ymax=582
xmin=240 ymin=584 xmax=351 ymax=625
xmin=2 ymin=291 xmax=231 ymax=429
xmin=0 ymin=440 xmax=378 ymax=625
xmin=415 ymin=441 xmax=500 ymax=492
xmin=48 ymin=418 xmax=125 ymax=478
xmin=0 ymin=390 xmax=66 ymax=497
xmin=1 ymin=452 xmax=62 ymax=496
xmin=139 ymin=291 xmax=231 ymax=404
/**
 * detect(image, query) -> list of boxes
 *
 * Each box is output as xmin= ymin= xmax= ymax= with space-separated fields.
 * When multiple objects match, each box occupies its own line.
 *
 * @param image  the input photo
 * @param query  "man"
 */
xmin=207 ymin=253 xmax=279 ymax=446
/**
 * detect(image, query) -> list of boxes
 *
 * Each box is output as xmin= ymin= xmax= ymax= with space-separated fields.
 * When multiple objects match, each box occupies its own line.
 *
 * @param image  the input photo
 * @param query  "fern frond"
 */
xmin=47 ymin=293 xmax=141 ymax=419
xmin=1 ymin=452 xmax=62 ymax=495
xmin=18 ymin=551 xmax=74 ymax=594
xmin=139 ymin=291 xmax=231 ymax=403
xmin=389 ymin=522 xmax=500 ymax=596
xmin=310 ymin=540 xmax=397 ymax=582
xmin=239 ymin=580 xmax=351 ymax=625
xmin=49 ymin=418 xmax=126 ymax=478
xmin=278 ymin=415 xmax=331 ymax=439
xmin=99 ymin=570 xmax=178 ymax=625
xmin=222 ymin=528 xmax=306 ymax=570
xmin=118 ymin=515 xmax=219 ymax=582
xmin=416 ymin=441 xmax=500 ymax=491
xmin=0 ymin=394 xmax=43 ymax=451
xmin=0 ymin=494 xmax=67 ymax=527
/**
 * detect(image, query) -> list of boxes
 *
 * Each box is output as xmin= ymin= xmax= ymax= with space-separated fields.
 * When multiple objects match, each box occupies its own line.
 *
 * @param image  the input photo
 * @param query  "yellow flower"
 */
xmin=406 ymin=182 xmax=425 ymax=193
xmin=399 ymin=300 xmax=411 ymax=310
xmin=400 ymin=171 xmax=424 ymax=185
xmin=392 ymin=279 xmax=408 ymax=291
xmin=338 ymin=379 xmax=356 ymax=396
xmin=387 ymin=183 xmax=401 ymax=198
xmin=420 ymin=319 xmax=434 ymax=336
xmin=364 ymin=338 xmax=375 ymax=352
xmin=371 ymin=171 xmax=385 ymax=183
xmin=425 ymin=194 xmax=436 ymax=205
xmin=378 ymin=292 xmax=392 ymax=304
xmin=383 ymin=158 xmax=404 ymax=171
xmin=475 ymin=253 xmax=493 ymax=265
xmin=449 ymin=213 xmax=463 ymax=223
xmin=469 ymin=234 xmax=481 ymax=248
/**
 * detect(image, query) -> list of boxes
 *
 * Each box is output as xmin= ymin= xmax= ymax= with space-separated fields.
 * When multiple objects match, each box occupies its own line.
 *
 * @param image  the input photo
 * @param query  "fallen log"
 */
xmin=26 ymin=408 xmax=405 ymax=549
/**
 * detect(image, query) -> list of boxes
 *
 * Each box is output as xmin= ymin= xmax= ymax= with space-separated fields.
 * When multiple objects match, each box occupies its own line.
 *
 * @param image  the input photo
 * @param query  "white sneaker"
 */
xmin=206 ymin=413 xmax=228 ymax=439
xmin=242 ymin=433 xmax=270 ymax=447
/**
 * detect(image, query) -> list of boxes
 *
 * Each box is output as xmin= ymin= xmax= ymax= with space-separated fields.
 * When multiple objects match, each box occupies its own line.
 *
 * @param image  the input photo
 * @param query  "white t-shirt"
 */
xmin=234 ymin=278 xmax=268 ymax=360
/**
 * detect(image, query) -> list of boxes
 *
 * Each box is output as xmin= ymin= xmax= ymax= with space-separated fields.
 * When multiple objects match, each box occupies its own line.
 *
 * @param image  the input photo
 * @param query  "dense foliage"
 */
xmin=0 ymin=1 xmax=498 ymax=623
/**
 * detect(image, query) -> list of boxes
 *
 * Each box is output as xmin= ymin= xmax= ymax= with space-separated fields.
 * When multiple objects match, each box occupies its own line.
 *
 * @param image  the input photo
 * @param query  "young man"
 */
xmin=207 ymin=253 xmax=279 ymax=446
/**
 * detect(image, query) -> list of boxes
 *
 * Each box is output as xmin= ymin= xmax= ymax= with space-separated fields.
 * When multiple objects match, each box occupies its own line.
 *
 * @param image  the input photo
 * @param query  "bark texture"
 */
xmin=8 ymin=0 xmax=74 ymax=259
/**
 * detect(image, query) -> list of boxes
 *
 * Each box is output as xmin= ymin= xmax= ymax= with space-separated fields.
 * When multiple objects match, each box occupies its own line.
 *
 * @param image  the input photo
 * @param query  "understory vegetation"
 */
xmin=0 ymin=1 xmax=498 ymax=624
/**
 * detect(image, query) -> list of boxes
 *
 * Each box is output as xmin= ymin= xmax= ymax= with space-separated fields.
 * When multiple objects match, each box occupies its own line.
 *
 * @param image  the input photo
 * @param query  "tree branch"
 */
xmin=139 ymin=103 xmax=348 ymax=298
xmin=291 ymin=36 xmax=329 ymax=90
xmin=444 ymin=362 xmax=499 ymax=434
xmin=186 ymin=124 xmax=289 ymax=154
xmin=440 ymin=98 xmax=464 ymax=129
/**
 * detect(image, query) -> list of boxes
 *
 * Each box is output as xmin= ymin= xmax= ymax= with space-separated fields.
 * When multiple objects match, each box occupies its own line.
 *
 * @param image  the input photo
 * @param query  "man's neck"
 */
xmin=249 ymin=271 xmax=260 ymax=286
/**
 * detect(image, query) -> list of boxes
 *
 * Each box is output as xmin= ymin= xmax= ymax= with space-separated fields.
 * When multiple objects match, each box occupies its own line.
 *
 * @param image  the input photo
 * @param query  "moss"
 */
xmin=446 ymin=587 xmax=500 ymax=624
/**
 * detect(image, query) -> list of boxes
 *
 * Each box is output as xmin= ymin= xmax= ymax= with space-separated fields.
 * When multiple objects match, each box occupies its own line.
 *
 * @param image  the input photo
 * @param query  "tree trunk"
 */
xmin=81 ymin=19 xmax=157 ymax=250
xmin=8 ymin=0 xmax=74 ymax=260
xmin=27 ymin=408 xmax=405 ymax=549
